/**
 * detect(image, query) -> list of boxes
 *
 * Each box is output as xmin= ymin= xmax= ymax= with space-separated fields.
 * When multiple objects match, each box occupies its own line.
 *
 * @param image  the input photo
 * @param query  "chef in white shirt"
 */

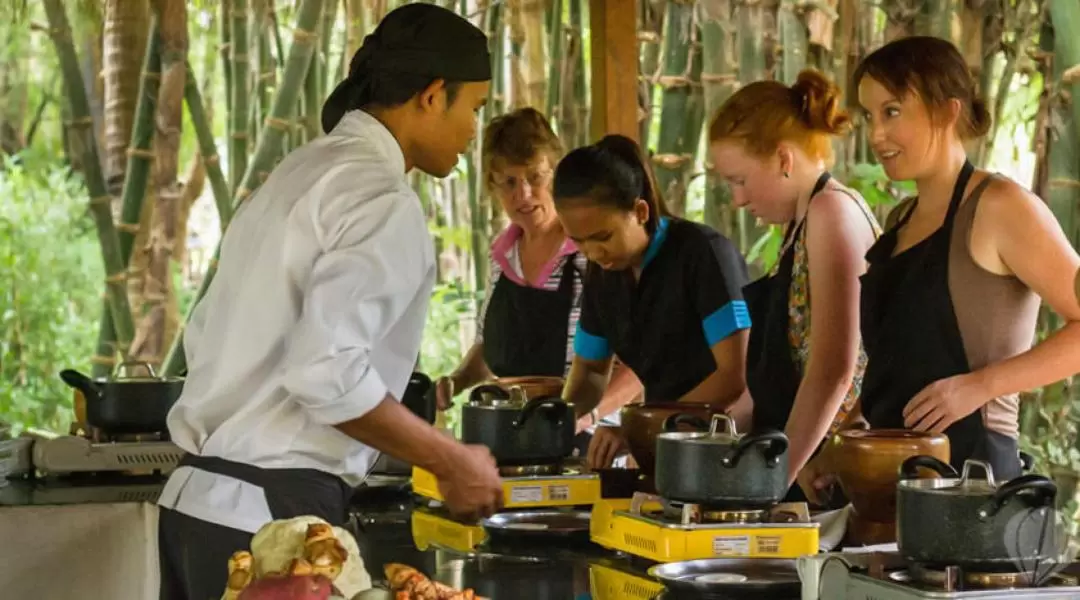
xmin=156 ymin=5 xmax=503 ymax=599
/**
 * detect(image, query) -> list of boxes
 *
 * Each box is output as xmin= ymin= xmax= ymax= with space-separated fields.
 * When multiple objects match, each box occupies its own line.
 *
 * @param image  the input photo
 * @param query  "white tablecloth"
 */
xmin=0 ymin=502 xmax=160 ymax=599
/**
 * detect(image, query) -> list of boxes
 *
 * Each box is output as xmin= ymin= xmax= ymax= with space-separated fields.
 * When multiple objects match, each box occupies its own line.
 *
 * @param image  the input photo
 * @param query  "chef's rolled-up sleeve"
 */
xmin=282 ymin=190 xmax=429 ymax=425
xmin=693 ymin=234 xmax=752 ymax=346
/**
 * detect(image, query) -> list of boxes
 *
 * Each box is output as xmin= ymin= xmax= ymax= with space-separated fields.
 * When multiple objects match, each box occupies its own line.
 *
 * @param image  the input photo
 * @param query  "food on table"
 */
xmin=383 ymin=563 xmax=486 ymax=600
xmin=220 ymin=516 xmax=373 ymax=600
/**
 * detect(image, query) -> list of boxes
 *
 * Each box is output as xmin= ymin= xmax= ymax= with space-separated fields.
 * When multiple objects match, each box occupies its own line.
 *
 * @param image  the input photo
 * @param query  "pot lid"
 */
xmin=658 ymin=414 xmax=741 ymax=444
xmin=899 ymin=459 xmax=999 ymax=494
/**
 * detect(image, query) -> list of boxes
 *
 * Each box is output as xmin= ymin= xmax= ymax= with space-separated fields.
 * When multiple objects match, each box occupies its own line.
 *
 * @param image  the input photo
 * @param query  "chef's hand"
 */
xmin=797 ymin=451 xmax=837 ymax=507
xmin=586 ymin=426 xmax=627 ymax=470
xmin=435 ymin=376 xmax=455 ymax=411
xmin=437 ymin=444 xmax=504 ymax=520
xmin=902 ymin=372 xmax=987 ymax=433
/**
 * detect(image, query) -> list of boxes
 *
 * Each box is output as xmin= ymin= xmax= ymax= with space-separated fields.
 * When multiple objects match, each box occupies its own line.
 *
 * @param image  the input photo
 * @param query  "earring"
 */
xmin=783 ymin=171 xmax=790 ymax=178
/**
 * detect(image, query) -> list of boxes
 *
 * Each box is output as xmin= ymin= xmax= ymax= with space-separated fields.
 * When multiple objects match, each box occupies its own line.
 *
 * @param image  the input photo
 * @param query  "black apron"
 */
xmin=158 ymin=454 xmax=354 ymax=600
xmin=481 ymin=255 xmax=592 ymax=455
xmin=482 ymin=256 xmax=577 ymax=378
xmin=859 ymin=159 xmax=1021 ymax=480
xmin=743 ymin=172 xmax=832 ymax=504
xmin=745 ymin=171 xmax=833 ymax=435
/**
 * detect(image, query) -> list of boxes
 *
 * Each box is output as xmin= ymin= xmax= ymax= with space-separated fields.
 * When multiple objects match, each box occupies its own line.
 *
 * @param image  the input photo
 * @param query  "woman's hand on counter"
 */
xmin=797 ymin=449 xmax=836 ymax=507
xmin=586 ymin=426 xmax=627 ymax=470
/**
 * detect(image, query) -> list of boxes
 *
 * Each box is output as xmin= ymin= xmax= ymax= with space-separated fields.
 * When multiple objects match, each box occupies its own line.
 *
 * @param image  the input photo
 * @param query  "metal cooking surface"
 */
xmin=483 ymin=510 xmax=591 ymax=533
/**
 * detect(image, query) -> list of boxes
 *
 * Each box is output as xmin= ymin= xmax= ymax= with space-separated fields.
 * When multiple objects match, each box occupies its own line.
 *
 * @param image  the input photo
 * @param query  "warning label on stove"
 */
xmin=510 ymin=486 xmax=544 ymax=503
xmin=547 ymin=485 xmax=570 ymax=501
xmin=712 ymin=535 xmax=751 ymax=556
xmin=756 ymin=536 xmax=781 ymax=554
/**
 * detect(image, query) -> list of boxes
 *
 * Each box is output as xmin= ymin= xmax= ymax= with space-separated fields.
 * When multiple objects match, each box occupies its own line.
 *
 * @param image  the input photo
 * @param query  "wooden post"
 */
xmin=589 ymin=0 xmax=639 ymax=143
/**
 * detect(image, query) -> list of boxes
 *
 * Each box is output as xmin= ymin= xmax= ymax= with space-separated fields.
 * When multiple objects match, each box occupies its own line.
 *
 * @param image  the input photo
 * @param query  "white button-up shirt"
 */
xmin=157 ymin=111 xmax=436 ymax=533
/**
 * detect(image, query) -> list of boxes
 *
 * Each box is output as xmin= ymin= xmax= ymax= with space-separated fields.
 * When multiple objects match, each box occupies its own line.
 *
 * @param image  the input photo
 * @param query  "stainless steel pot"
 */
xmin=460 ymin=384 xmax=574 ymax=465
xmin=897 ymin=456 xmax=1059 ymax=570
xmin=654 ymin=414 xmax=789 ymax=508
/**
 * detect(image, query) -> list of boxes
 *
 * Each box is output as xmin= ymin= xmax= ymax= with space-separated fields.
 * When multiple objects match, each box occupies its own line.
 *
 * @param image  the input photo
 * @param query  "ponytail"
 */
xmin=553 ymin=134 xmax=670 ymax=234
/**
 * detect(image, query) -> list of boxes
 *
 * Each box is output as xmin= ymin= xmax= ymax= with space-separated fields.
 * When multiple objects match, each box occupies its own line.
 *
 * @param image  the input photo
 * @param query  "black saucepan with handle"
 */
xmin=896 ymin=455 xmax=1059 ymax=571
xmin=654 ymin=413 xmax=789 ymax=508
xmin=59 ymin=361 xmax=184 ymax=434
xmin=460 ymin=384 xmax=575 ymax=465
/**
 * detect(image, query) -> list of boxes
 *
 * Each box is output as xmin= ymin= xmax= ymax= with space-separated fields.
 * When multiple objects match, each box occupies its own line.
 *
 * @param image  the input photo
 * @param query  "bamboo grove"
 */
xmin=3 ymin=0 xmax=1080 ymax=491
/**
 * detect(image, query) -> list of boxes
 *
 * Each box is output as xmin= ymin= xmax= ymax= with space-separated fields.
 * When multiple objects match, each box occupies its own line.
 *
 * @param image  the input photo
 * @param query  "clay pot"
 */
xmin=487 ymin=376 xmax=565 ymax=400
xmin=621 ymin=402 xmax=724 ymax=479
xmin=829 ymin=428 xmax=950 ymax=545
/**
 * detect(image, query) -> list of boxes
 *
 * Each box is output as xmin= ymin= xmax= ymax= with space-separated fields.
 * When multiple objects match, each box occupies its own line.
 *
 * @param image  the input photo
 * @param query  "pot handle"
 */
xmin=661 ymin=414 xmax=710 ymax=432
xmin=1019 ymin=451 xmax=1035 ymax=472
xmin=59 ymin=369 xmax=102 ymax=402
xmin=468 ymin=384 xmax=511 ymax=404
xmin=512 ymin=397 xmax=569 ymax=429
xmin=978 ymin=474 xmax=1058 ymax=521
xmin=723 ymin=430 xmax=789 ymax=469
xmin=899 ymin=455 xmax=959 ymax=480
xmin=111 ymin=360 xmax=158 ymax=380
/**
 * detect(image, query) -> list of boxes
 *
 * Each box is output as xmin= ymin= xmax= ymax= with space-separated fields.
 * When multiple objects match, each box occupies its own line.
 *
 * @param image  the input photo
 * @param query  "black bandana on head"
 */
xmin=321 ymin=4 xmax=491 ymax=134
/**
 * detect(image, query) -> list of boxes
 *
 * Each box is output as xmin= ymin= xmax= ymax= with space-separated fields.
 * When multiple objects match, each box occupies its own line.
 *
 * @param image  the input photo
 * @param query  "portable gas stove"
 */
xmin=410 ymin=506 xmax=488 ymax=553
xmin=588 ymin=559 xmax=665 ymax=600
xmin=591 ymin=492 xmax=819 ymax=563
xmin=412 ymin=463 xmax=601 ymax=508
xmin=815 ymin=551 xmax=1080 ymax=599
xmin=28 ymin=433 xmax=182 ymax=476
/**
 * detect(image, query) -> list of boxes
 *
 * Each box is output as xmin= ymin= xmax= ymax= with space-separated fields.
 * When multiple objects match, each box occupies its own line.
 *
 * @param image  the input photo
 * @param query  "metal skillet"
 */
xmin=480 ymin=510 xmax=592 ymax=545
xmin=648 ymin=558 xmax=801 ymax=599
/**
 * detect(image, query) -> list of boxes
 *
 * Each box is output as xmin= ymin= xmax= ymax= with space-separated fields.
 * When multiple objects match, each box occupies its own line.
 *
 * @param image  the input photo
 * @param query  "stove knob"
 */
xmin=817 ymin=556 xmax=854 ymax=600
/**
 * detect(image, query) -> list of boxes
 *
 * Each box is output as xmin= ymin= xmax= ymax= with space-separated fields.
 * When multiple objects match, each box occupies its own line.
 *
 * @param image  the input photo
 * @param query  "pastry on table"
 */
xmin=220 ymin=516 xmax=373 ymax=600
xmin=383 ymin=563 xmax=485 ymax=600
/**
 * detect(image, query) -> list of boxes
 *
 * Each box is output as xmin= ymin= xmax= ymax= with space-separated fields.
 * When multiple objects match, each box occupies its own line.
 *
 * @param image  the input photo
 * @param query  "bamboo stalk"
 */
xmin=92 ymin=20 xmax=163 ymax=377
xmin=43 ymin=0 xmax=136 ymax=358
xmin=257 ymin=1 xmax=274 ymax=128
xmin=777 ymin=0 xmax=807 ymax=85
xmin=162 ymin=0 xmax=327 ymax=376
xmin=221 ymin=0 xmax=234 ymax=120
xmin=185 ymin=61 xmax=233 ymax=226
xmin=320 ymin=0 xmax=338 ymax=108
xmin=569 ymin=0 xmax=589 ymax=148
xmin=699 ymin=0 xmax=736 ymax=235
xmin=638 ymin=0 xmax=663 ymax=148
xmin=652 ymin=1 xmax=698 ymax=216
xmin=230 ymin=0 xmax=250 ymax=194
xmin=546 ymin=0 xmax=565 ymax=118
xmin=303 ymin=46 xmax=321 ymax=141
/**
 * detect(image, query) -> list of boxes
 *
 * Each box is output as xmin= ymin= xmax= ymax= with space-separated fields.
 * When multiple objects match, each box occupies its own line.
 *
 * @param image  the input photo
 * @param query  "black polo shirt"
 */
xmin=573 ymin=217 xmax=751 ymax=402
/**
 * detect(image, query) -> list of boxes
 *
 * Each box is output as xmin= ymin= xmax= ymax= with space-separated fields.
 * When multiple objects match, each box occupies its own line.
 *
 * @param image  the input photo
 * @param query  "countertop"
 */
xmin=347 ymin=482 xmax=802 ymax=600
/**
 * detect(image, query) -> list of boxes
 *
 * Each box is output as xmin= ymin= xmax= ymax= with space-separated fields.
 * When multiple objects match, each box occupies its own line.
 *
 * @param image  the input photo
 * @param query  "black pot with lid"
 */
xmin=654 ymin=413 xmax=789 ymax=508
xmin=459 ymin=384 xmax=574 ymax=465
xmin=896 ymin=455 xmax=1060 ymax=571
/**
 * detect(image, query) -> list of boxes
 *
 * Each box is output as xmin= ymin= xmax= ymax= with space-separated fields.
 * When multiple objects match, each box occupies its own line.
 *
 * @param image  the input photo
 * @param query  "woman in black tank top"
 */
xmin=803 ymin=37 xmax=1080 ymax=499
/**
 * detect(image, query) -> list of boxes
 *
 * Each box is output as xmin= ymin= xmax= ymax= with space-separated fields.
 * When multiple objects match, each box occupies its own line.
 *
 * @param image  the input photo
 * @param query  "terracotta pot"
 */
xmin=487 ymin=376 xmax=565 ymax=400
xmin=621 ymin=402 xmax=724 ymax=479
xmin=829 ymin=428 xmax=950 ymax=545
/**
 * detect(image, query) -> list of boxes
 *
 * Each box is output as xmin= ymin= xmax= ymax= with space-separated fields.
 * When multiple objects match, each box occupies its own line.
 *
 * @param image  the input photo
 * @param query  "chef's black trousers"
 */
xmin=157 ymin=454 xmax=353 ymax=600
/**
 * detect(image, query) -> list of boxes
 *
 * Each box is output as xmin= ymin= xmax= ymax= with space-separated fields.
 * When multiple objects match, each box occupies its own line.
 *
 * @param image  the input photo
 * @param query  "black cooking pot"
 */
xmin=655 ymin=414 xmax=789 ymax=508
xmin=459 ymin=384 xmax=574 ymax=465
xmin=59 ymin=361 xmax=183 ymax=434
xmin=401 ymin=371 xmax=435 ymax=425
xmin=897 ymin=455 xmax=1059 ymax=570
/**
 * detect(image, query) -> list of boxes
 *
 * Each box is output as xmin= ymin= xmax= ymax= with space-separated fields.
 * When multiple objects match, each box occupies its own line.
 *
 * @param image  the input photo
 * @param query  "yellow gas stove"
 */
xmin=590 ymin=493 xmax=820 ymax=563
xmin=411 ymin=464 xmax=601 ymax=508
xmin=588 ymin=559 xmax=665 ymax=600
xmin=409 ymin=506 xmax=487 ymax=553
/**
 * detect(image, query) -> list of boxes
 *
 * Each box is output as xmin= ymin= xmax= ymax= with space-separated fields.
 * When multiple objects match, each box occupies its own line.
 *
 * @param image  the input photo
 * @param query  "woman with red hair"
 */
xmin=708 ymin=69 xmax=880 ymax=502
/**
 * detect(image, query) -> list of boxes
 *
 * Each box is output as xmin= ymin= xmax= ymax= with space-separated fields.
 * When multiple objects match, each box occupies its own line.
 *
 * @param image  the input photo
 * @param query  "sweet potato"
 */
xmin=235 ymin=574 xmax=334 ymax=600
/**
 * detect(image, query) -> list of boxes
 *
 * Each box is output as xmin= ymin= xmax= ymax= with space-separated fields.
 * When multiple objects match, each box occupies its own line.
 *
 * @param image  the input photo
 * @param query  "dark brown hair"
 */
xmin=854 ymin=36 xmax=991 ymax=139
xmin=552 ymin=134 xmax=670 ymax=234
xmin=709 ymin=69 xmax=850 ymax=163
xmin=481 ymin=107 xmax=563 ymax=184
